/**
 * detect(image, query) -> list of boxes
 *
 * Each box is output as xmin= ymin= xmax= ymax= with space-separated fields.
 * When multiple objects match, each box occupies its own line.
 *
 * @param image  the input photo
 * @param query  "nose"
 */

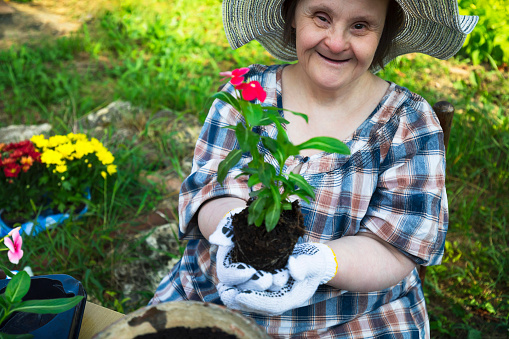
xmin=324 ymin=28 xmax=349 ymax=54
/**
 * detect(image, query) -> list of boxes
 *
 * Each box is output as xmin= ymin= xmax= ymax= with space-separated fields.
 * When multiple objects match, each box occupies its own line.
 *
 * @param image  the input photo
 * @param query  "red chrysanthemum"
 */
xmin=1 ymin=157 xmax=15 ymax=166
xmin=4 ymin=163 xmax=21 ymax=178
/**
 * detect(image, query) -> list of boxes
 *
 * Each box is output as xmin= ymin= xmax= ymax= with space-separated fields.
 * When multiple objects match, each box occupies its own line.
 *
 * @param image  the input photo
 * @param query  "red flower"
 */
xmin=10 ymin=149 xmax=23 ymax=159
xmin=230 ymin=67 xmax=250 ymax=86
xmin=236 ymin=81 xmax=267 ymax=102
xmin=4 ymin=163 xmax=21 ymax=178
xmin=1 ymin=157 xmax=15 ymax=166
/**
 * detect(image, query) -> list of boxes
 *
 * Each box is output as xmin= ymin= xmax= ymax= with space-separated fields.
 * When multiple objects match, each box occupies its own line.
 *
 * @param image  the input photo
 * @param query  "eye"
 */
xmin=314 ymin=12 xmax=330 ymax=26
xmin=353 ymin=23 xmax=366 ymax=30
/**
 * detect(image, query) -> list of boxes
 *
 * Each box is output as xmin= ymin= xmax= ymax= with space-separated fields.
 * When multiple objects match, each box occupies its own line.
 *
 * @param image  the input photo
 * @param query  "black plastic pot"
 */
xmin=0 ymin=274 xmax=87 ymax=339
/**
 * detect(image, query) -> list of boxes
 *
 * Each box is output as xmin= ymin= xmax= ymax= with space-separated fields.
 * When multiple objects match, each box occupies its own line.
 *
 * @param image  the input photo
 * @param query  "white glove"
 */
xmin=209 ymin=208 xmax=289 ymax=291
xmin=219 ymin=242 xmax=337 ymax=315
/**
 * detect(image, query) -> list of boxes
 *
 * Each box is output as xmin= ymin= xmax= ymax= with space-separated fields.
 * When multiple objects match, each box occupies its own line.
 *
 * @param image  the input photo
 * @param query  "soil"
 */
xmin=232 ymin=199 xmax=305 ymax=272
xmin=134 ymin=326 xmax=238 ymax=339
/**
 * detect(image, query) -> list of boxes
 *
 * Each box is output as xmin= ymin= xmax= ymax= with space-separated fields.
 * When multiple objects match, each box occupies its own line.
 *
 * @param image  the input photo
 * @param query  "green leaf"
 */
xmin=247 ymin=174 xmax=261 ymax=187
xmin=211 ymin=91 xmax=241 ymax=112
xmin=263 ymin=106 xmax=308 ymax=123
xmin=234 ymin=123 xmax=250 ymax=152
xmin=62 ymin=181 xmax=72 ymax=191
xmin=288 ymin=172 xmax=316 ymax=199
xmin=248 ymin=197 xmax=267 ymax=225
xmin=297 ymin=137 xmax=350 ymax=155
xmin=0 ymin=295 xmax=9 ymax=308
xmin=258 ymin=162 xmax=276 ymax=187
xmin=264 ymin=201 xmax=281 ymax=232
xmin=249 ymin=187 xmax=271 ymax=199
xmin=240 ymin=165 xmax=257 ymax=176
xmin=261 ymin=136 xmax=278 ymax=153
xmin=244 ymin=103 xmax=264 ymax=126
xmin=258 ymin=114 xmax=290 ymax=126
xmin=293 ymin=191 xmax=311 ymax=204
xmin=217 ymin=149 xmax=243 ymax=184
xmin=0 ymin=264 xmax=14 ymax=278
xmin=261 ymin=137 xmax=285 ymax=165
xmin=10 ymin=296 xmax=84 ymax=314
xmin=5 ymin=271 xmax=30 ymax=303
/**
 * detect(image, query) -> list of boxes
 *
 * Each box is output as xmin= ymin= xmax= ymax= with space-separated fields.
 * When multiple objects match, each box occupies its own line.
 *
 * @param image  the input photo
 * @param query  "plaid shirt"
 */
xmin=151 ymin=64 xmax=448 ymax=338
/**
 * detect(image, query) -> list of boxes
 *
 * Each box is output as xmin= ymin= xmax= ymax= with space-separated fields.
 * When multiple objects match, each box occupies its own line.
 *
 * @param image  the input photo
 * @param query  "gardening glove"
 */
xmin=209 ymin=208 xmax=288 ymax=291
xmin=222 ymin=243 xmax=338 ymax=315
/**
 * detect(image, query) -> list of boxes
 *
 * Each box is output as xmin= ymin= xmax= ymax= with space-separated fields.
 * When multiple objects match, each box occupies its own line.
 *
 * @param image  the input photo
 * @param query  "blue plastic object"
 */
xmin=0 ymin=190 xmax=90 ymax=237
xmin=0 ymin=274 xmax=87 ymax=339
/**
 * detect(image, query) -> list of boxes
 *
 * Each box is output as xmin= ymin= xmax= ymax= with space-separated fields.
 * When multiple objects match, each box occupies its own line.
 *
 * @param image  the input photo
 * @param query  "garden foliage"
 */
xmin=457 ymin=0 xmax=509 ymax=67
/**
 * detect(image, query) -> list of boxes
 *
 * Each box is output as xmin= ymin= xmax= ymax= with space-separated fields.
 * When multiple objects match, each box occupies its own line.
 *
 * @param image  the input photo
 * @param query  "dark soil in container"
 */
xmin=231 ymin=199 xmax=305 ymax=272
xmin=134 ymin=326 xmax=238 ymax=339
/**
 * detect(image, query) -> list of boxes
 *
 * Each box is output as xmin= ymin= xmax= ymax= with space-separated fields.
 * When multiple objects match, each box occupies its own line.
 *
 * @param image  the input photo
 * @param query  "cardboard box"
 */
xmin=78 ymin=302 xmax=125 ymax=339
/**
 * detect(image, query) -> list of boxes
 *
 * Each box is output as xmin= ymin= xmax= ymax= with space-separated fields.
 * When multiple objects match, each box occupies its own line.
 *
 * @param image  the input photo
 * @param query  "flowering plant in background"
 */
xmin=0 ymin=133 xmax=117 ymax=227
xmin=30 ymin=133 xmax=117 ymax=214
xmin=0 ymin=141 xmax=46 ymax=221
xmin=0 ymin=227 xmax=83 ymax=327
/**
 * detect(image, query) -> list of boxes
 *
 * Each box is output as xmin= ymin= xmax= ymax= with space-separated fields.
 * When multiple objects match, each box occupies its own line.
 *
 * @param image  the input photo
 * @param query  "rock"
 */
xmin=76 ymin=100 xmax=145 ymax=143
xmin=0 ymin=123 xmax=52 ymax=143
xmin=80 ymin=101 xmax=140 ymax=129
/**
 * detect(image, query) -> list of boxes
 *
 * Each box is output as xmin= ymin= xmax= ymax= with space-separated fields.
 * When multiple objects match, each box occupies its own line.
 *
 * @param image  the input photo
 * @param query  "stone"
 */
xmin=0 ymin=123 xmax=52 ymax=143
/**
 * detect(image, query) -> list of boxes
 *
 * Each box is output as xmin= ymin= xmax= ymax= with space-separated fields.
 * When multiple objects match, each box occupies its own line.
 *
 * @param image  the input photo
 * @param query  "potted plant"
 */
xmin=0 ymin=133 xmax=118 ymax=237
xmin=94 ymin=301 xmax=270 ymax=339
xmin=0 ymin=228 xmax=86 ymax=338
xmin=215 ymin=68 xmax=350 ymax=271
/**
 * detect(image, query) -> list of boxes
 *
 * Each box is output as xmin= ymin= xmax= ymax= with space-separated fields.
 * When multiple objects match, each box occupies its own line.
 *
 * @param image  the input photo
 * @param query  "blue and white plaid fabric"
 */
xmin=151 ymin=64 xmax=448 ymax=338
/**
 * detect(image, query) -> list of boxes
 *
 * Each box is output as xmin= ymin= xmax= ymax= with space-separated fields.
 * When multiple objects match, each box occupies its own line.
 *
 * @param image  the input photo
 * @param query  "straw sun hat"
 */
xmin=222 ymin=0 xmax=478 ymax=70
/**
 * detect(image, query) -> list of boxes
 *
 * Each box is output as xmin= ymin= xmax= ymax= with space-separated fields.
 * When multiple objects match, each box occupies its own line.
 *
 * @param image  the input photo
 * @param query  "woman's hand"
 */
xmin=209 ymin=208 xmax=290 ymax=290
xmin=217 ymin=242 xmax=337 ymax=315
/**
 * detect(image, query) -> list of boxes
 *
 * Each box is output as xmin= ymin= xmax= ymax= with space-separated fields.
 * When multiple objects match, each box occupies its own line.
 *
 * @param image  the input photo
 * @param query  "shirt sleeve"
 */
xmin=359 ymin=99 xmax=448 ymax=266
xmin=178 ymin=82 xmax=252 ymax=239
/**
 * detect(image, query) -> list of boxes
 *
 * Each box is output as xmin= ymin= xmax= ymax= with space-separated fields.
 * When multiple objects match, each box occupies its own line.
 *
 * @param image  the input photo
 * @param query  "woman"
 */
xmin=151 ymin=0 xmax=477 ymax=337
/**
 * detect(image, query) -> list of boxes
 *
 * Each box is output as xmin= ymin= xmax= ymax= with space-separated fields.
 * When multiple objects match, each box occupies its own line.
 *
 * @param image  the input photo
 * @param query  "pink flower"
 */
xmin=5 ymin=227 xmax=23 ymax=265
xmin=236 ymin=81 xmax=267 ymax=102
xmin=227 ymin=68 xmax=250 ymax=86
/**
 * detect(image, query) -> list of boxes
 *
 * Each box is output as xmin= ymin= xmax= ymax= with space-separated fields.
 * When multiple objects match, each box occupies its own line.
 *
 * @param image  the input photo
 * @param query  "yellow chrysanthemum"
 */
xmin=106 ymin=164 xmax=117 ymax=175
xmin=73 ymin=133 xmax=88 ymax=141
xmin=96 ymin=150 xmax=115 ymax=165
xmin=41 ymin=149 xmax=65 ymax=165
xmin=74 ymin=140 xmax=94 ymax=159
xmin=30 ymin=134 xmax=49 ymax=149
xmin=48 ymin=135 xmax=70 ymax=148
xmin=56 ymin=165 xmax=68 ymax=173
xmin=55 ymin=142 xmax=75 ymax=159
xmin=101 ymin=171 xmax=107 ymax=179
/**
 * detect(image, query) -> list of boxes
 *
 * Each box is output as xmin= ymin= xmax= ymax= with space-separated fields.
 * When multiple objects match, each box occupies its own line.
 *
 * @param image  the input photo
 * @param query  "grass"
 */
xmin=1 ymin=0 xmax=508 ymax=336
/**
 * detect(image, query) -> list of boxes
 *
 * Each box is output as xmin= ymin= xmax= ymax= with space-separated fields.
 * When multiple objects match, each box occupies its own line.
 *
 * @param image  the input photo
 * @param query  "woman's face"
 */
xmin=292 ymin=0 xmax=389 ymax=92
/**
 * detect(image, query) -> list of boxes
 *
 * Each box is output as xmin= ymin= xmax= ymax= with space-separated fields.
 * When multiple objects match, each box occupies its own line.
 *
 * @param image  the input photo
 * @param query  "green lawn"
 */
xmin=1 ymin=0 xmax=508 ymax=337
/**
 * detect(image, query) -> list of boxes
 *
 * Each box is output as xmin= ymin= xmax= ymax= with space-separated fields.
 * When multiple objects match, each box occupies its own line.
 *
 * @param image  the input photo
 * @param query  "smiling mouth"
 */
xmin=317 ymin=52 xmax=350 ymax=63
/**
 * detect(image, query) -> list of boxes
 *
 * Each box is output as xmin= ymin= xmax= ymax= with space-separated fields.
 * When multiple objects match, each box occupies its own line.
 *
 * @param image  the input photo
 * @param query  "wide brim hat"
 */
xmin=222 ymin=0 xmax=478 ymax=72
